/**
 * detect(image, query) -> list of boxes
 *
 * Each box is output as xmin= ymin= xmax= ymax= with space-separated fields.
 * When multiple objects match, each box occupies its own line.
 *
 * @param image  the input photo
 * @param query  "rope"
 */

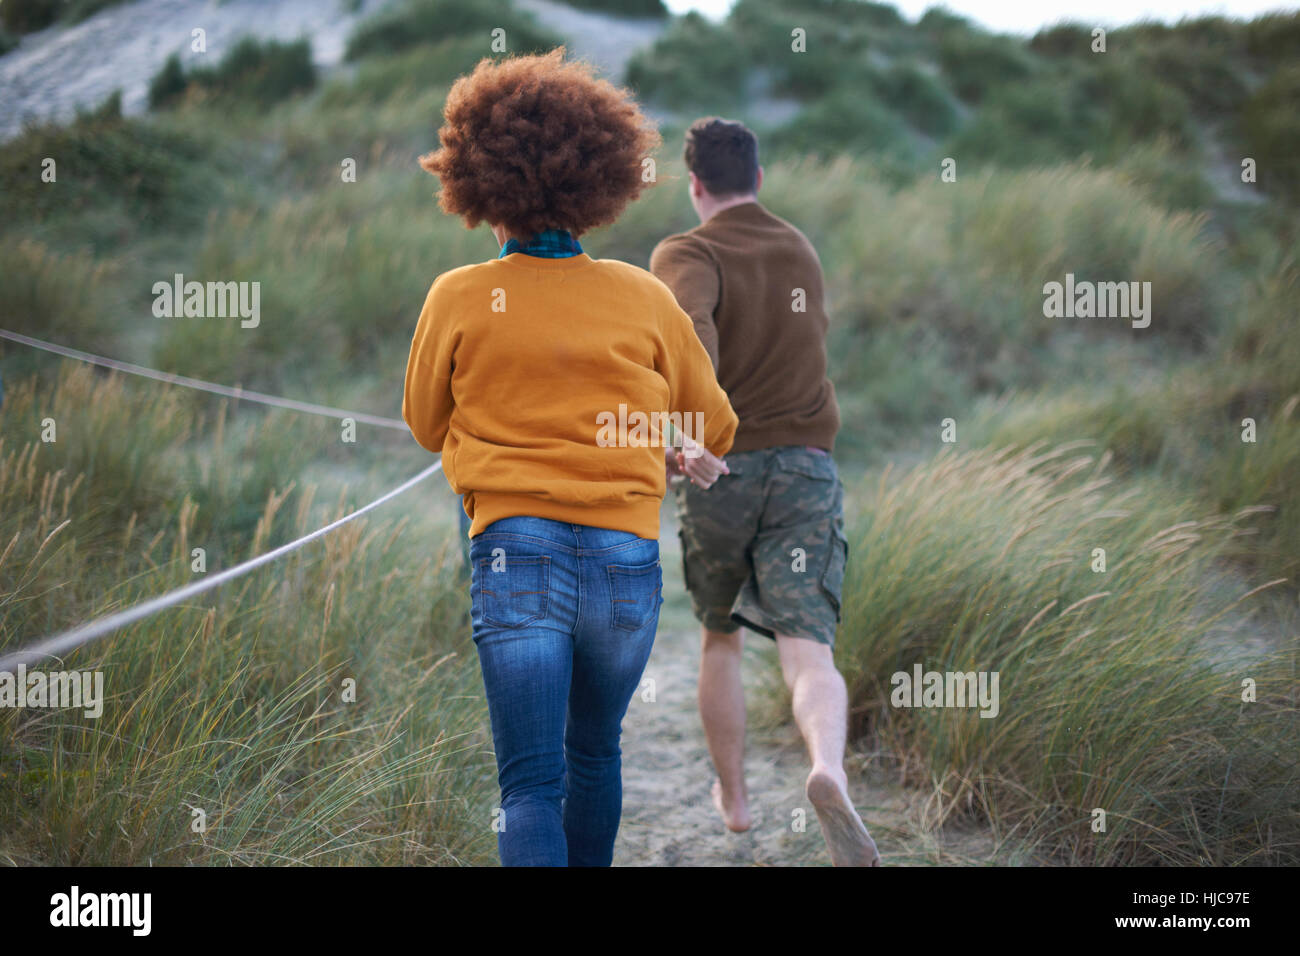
xmin=0 ymin=461 xmax=443 ymax=672
xmin=0 ymin=329 xmax=408 ymax=430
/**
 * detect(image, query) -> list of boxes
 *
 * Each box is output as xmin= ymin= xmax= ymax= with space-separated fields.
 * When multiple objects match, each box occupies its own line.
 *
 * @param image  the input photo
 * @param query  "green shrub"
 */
xmin=768 ymin=88 xmax=912 ymax=159
xmin=276 ymin=82 xmax=450 ymax=179
xmin=871 ymin=62 xmax=958 ymax=137
xmin=625 ymin=12 xmax=748 ymax=109
xmin=1140 ymin=41 xmax=1248 ymax=116
xmin=320 ymin=35 xmax=494 ymax=107
xmin=63 ymin=0 xmax=129 ymax=22
xmin=0 ymin=95 xmax=207 ymax=230
xmin=147 ymin=53 xmax=188 ymax=109
xmin=841 ymin=0 xmax=903 ymax=30
xmin=207 ymin=36 xmax=316 ymax=102
xmin=1029 ymin=22 xmax=1093 ymax=57
xmin=1077 ymin=61 xmax=1194 ymax=150
xmin=558 ymin=0 xmax=667 ymax=16
xmin=346 ymin=0 xmax=558 ymax=61
xmin=945 ymin=76 xmax=1087 ymax=166
xmin=1168 ymin=15 xmax=1243 ymax=50
xmin=725 ymin=0 xmax=918 ymax=100
xmin=149 ymin=37 xmax=317 ymax=110
xmin=1244 ymin=11 xmax=1300 ymax=62
xmin=949 ymin=63 xmax=1194 ymax=167
xmin=764 ymin=33 xmax=872 ymax=101
xmin=0 ymin=0 xmax=58 ymax=32
xmin=1103 ymin=19 xmax=1247 ymax=117
xmin=1240 ymin=65 xmax=1300 ymax=202
xmin=916 ymin=7 xmax=971 ymax=35
xmin=936 ymin=30 xmax=1037 ymax=103
xmin=0 ymin=0 xmax=127 ymax=32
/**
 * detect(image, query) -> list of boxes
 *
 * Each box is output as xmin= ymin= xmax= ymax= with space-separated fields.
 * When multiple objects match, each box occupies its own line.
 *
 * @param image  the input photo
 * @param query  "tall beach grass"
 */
xmin=832 ymin=444 xmax=1299 ymax=864
xmin=0 ymin=366 xmax=492 ymax=865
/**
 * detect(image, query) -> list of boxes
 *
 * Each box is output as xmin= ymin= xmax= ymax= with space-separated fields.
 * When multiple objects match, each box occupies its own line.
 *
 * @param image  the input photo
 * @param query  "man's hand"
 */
xmin=668 ymin=435 xmax=729 ymax=490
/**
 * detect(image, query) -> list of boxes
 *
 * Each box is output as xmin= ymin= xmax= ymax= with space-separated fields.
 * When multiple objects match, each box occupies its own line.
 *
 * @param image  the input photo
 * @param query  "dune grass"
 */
xmin=2 ymin=0 xmax=1298 ymax=866
xmin=731 ymin=154 xmax=1223 ymax=466
xmin=0 ymin=366 xmax=493 ymax=865
xmin=966 ymin=240 xmax=1300 ymax=587
xmin=834 ymin=444 xmax=1299 ymax=865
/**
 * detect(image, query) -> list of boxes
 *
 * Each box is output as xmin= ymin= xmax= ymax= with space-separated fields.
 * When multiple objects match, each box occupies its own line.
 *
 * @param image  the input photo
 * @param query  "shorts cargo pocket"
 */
xmin=776 ymin=449 xmax=836 ymax=482
xmin=677 ymin=528 xmax=693 ymax=592
xmin=609 ymin=560 xmax=662 ymax=632
xmin=819 ymin=526 xmax=848 ymax=623
xmin=477 ymin=555 xmax=549 ymax=628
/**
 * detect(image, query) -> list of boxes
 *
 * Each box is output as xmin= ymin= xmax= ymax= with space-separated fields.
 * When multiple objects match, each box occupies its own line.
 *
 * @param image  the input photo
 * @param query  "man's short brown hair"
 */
xmin=420 ymin=49 xmax=661 ymax=237
xmin=683 ymin=118 xmax=759 ymax=197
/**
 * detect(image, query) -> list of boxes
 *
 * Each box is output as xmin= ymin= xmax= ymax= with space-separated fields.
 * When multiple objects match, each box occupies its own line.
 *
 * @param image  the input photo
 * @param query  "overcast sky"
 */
xmin=663 ymin=0 xmax=1300 ymax=35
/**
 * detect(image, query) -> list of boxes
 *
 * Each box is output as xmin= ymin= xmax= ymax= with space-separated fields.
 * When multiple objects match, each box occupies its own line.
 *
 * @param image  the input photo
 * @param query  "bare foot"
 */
xmin=806 ymin=767 xmax=880 ymax=866
xmin=711 ymin=778 xmax=753 ymax=832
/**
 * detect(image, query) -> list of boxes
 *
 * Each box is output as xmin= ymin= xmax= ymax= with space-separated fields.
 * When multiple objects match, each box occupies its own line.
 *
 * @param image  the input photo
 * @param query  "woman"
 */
xmin=403 ymin=50 xmax=738 ymax=867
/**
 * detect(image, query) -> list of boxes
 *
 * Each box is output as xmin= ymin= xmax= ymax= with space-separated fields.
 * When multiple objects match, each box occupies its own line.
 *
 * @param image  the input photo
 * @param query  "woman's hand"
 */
xmin=665 ymin=444 xmax=685 ymax=479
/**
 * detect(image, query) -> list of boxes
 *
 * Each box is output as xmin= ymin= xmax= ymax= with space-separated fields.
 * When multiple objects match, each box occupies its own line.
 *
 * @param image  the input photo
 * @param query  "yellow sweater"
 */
xmin=403 ymin=252 xmax=739 ymax=538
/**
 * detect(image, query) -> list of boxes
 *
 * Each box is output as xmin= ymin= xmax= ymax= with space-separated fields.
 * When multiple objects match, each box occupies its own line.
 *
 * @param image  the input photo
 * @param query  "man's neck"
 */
xmin=699 ymin=194 xmax=759 ymax=223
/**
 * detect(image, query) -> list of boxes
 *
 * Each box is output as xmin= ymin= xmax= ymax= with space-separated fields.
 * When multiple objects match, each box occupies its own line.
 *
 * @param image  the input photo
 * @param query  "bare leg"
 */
xmin=698 ymin=627 xmax=752 ymax=831
xmin=776 ymin=634 xmax=880 ymax=866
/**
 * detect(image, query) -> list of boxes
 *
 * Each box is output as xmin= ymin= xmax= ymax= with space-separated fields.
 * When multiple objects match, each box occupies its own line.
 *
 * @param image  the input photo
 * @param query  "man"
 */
xmin=651 ymin=118 xmax=880 ymax=867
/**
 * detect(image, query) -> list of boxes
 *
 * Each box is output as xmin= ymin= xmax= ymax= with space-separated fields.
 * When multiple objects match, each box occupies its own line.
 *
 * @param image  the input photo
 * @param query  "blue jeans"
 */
xmin=469 ymin=516 xmax=662 ymax=866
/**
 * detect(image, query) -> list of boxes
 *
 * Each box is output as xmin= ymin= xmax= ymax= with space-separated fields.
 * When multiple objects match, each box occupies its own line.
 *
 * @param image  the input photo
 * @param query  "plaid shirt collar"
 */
xmin=498 ymin=229 xmax=584 ymax=259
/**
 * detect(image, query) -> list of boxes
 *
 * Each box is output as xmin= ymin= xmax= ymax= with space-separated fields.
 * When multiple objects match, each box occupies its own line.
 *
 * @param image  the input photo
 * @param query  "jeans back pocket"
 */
xmin=608 ymin=560 xmax=662 ymax=632
xmin=478 ymin=555 xmax=550 ymax=629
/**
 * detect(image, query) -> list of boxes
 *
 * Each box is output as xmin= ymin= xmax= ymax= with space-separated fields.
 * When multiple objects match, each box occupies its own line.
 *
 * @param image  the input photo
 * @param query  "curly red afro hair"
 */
xmin=419 ymin=49 xmax=661 ymax=238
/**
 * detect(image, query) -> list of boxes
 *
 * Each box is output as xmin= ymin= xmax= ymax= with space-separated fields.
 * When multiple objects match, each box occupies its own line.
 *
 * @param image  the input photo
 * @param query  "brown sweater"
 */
xmin=649 ymin=201 xmax=840 ymax=454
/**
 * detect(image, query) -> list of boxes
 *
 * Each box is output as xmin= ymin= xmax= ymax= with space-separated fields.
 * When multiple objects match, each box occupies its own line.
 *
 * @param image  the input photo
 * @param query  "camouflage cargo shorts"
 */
xmin=673 ymin=445 xmax=848 ymax=647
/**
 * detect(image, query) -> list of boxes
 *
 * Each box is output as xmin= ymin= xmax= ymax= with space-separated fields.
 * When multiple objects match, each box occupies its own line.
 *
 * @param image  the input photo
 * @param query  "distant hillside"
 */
xmin=625 ymin=0 xmax=1300 ymax=203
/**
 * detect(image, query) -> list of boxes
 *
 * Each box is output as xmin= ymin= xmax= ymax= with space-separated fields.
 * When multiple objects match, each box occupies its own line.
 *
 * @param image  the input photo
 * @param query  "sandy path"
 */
xmin=616 ymin=623 xmax=862 ymax=866
xmin=613 ymin=500 xmax=999 ymax=866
